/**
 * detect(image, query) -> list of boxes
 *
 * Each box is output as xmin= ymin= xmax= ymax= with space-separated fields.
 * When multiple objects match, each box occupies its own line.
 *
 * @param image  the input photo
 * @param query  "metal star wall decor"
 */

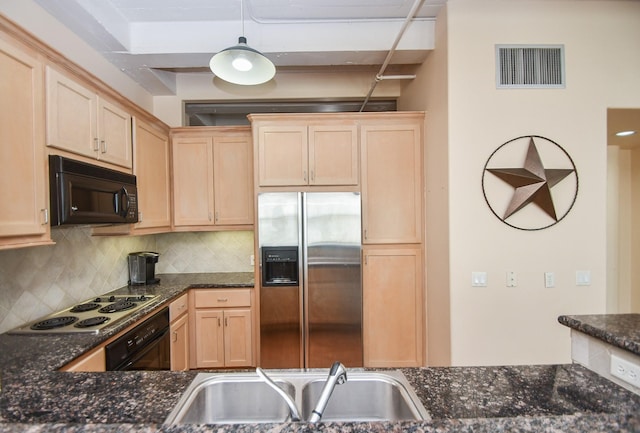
xmin=482 ymin=135 xmax=579 ymax=231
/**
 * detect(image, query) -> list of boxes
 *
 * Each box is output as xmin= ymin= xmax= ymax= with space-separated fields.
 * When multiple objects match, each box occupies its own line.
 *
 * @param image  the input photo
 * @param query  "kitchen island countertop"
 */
xmin=0 ymin=275 xmax=639 ymax=432
xmin=558 ymin=313 xmax=640 ymax=356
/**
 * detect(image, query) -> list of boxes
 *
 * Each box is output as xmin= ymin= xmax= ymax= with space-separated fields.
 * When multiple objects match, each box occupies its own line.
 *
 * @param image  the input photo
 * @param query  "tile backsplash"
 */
xmin=0 ymin=227 xmax=254 ymax=334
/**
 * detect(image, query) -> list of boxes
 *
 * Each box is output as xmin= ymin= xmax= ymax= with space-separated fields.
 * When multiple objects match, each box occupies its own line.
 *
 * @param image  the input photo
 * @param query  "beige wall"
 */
xmin=443 ymin=0 xmax=640 ymax=365
xmin=398 ymin=7 xmax=451 ymax=366
xmin=154 ymin=70 xmax=405 ymax=127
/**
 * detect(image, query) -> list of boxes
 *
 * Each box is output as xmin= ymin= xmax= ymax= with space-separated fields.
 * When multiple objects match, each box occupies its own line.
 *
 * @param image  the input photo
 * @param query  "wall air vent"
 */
xmin=496 ymin=45 xmax=565 ymax=89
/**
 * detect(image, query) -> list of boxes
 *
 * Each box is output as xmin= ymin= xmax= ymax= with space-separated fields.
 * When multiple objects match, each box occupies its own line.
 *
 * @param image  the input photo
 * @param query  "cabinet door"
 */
xmin=194 ymin=309 xmax=225 ymax=368
xmin=60 ymin=347 xmax=106 ymax=372
xmin=309 ymin=124 xmax=359 ymax=185
xmin=133 ymin=118 xmax=171 ymax=232
xmin=224 ymin=309 xmax=253 ymax=367
xmin=0 ymin=38 xmax=50 ymax=246
xmin=97 ymin=98 xmax=132 ymax=168
xmin=213 ymin=134 xmax=254 ymax=225
xmin=363 ymin=248 xmax=423 ymax=367
xmin=45 ymin=66 xmax=97 ymax=158
xmin=170 ymin=313 xmax=189 ymax=371
xmin=361 ymin=123 xmax=422 ymax=244
xmin=257 ymin=125 xmax=308 ymax=186
xmin=172 ymin=136 xmax=214 ymax=226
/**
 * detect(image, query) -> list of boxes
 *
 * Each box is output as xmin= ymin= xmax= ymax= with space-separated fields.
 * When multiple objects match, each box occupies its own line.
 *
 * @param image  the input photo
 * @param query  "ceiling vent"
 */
xmin=496 ymin=45 xmax=565 ymax=89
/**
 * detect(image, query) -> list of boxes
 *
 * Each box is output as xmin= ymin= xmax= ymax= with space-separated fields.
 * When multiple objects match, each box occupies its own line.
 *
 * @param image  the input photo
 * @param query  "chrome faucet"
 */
xmin=256 ymin=367 xmax=301 ymax=422
xmin=309 ymin=361 xmax=348 ymax=423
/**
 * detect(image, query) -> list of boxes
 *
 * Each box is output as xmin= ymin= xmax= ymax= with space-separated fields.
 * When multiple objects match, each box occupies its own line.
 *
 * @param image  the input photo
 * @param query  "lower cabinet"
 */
xmin=170 ymin=293 xmax=189 ymax=371
xmin=190 ymin=288 xmax=254 ymax=369
xmin=362 ymin=247 xmax=423 ymax=367
xmin=60 ymin=346 xmax=106 ymax=372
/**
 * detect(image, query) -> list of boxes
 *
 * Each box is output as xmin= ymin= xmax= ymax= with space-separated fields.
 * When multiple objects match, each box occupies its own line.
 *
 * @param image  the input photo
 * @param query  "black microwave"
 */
xmin=49 ymin=155 xmax=138 ymax=226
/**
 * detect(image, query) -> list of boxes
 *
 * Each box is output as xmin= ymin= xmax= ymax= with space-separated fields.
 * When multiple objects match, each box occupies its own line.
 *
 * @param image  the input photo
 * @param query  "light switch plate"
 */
xmin=544 ymin=272 xmax=555 ymax=288
xmin=471 ymin=272 xmax=487 ymax=287
xmin=506 ymin=271 xmax=517 ymax=287
xmin=576 ymin=270 xmax=591 ymax=286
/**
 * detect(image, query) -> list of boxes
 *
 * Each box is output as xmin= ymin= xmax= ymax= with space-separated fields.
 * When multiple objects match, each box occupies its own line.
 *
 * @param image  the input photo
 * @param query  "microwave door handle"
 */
xmin=121 ymin=187 xmax=130 ymax=216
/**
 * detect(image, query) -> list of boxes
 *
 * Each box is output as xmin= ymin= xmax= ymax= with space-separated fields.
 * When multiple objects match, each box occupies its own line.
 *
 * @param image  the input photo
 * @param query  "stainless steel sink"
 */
xmin=165 ymin=370 xmax=430 ymax=425
xmin=300 ymin=374 xmax=425 ymax=422
xmin=166 ymin=375 xmax=296 ymax=424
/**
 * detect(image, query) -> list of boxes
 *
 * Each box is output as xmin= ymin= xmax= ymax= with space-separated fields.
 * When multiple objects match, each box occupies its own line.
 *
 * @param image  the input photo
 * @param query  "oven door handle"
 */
xmin=118 ymin=327 xmax=170 ymax=371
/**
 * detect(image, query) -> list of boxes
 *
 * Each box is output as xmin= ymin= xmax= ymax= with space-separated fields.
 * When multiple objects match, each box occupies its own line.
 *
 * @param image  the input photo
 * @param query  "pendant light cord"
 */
xmin=240 ymin=0 xmax=245 ymax=37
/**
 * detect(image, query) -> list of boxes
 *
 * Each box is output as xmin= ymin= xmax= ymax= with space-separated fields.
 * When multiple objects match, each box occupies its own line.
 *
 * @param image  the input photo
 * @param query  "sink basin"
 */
xmin=301 ymin=374 xmax=425 ymax=422
xmin=166 ymin=375 xmax=296 ymax=424
xmin=165 ymin=370 xmax=430 ymax=425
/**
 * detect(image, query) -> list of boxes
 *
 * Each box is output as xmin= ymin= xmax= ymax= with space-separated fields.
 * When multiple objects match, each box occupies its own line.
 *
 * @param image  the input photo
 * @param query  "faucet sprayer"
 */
xmin=309 ymin=361 xmax=348 ymax=423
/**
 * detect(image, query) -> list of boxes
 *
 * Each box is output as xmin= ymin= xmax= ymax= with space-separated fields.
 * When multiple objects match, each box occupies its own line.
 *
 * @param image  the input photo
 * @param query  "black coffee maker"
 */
xmin=128 ymin=251 xmax=160 ymax=285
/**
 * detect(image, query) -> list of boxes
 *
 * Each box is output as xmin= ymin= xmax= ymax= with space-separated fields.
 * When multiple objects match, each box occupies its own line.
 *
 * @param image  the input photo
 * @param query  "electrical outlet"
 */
xmin=611 ymin=354 xmax=640 ymax=388
xmin=250 ymin=255 xmax=255 ymax=266
xmin=544 ymin=272 xmax=555 ymax=288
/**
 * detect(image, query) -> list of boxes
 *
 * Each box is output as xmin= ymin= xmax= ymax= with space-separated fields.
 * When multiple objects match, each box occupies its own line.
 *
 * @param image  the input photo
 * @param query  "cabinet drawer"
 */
xmin=170 ymin=293 xmax=189 ymax=321
xmin=193 ymin=289 xmax=251 ymax=308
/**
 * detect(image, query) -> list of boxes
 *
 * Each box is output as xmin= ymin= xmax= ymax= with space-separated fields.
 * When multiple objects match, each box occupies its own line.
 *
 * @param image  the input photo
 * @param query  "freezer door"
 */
xmin=258 ymin=192 xmax=303 ymax=368
xmin=304 ymin=192 xmax=363 ymax=368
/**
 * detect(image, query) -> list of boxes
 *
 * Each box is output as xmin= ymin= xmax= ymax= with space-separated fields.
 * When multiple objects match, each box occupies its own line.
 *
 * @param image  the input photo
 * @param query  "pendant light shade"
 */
xmin=209 ymin=36 xmax=275 ymax=85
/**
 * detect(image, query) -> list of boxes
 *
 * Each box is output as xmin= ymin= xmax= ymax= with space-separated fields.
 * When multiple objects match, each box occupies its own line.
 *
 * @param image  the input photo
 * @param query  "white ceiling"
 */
xmin=35 ymin=0 xmax=445 ymax=95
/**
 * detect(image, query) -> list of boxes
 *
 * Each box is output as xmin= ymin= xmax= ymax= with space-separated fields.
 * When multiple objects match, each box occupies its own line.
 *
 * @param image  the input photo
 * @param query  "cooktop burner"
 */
xmin=98 ymin=301 xmax=136 ymax=314
xmin=9 ymin=294 xmax=158 ymax=334
xmin=30 ymin=316 xmax=78 ymax=330
xmin=75 ymin=316 xmax=110 ymax=328
xmin=70 ymin=302 xmax=101 ymax=313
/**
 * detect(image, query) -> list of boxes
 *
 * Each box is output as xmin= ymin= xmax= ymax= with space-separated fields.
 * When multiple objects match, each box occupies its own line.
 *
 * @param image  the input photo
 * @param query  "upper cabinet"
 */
xmin=45 ymin=66 xmax=132 ymax=170
xmin=360 ymin=118 xmax=423 ymax=244
xmin=250 ymin=115 xmax=359 ymax=187
xmin=172 ymin=127 xmax=254 ymax=229
xmin=0 ymin=35 xmax=52 ymax=250
xmin=133 ymin=117 xmax=172 ymax=233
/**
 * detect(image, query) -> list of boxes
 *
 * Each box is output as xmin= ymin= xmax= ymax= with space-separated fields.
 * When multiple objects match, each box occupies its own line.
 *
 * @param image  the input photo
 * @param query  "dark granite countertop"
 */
xmin=558 ymin=314 xmax=640 ymax=356
xmin=0 ymin=278 xmax=639 ymax=432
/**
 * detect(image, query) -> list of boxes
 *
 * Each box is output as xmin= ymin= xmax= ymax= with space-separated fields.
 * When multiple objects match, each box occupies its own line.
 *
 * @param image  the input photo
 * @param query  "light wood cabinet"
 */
xmin=133 ymin=118 xmax=171 ymax=232
xmin=251 ymin=116 xmax=359 ymax=187
xmin=0 ymin=35 xmax=52 ymax=250
xmin=60 ymin=346 xmax=106 ymax=372
xmin=46 ymin=66 xmax=132 ymax=169
xmin=190 ymin=288 xmax=253 ymax=369
xmin=360 ymin=120 xmax=422 ymax=244
xmin=170 ymin=293 xmax=189 ymax=371
xmin=363 ymin=247 xmax=423 ymax=367
xmin=172 ymin=127 xmax=253 ymax=229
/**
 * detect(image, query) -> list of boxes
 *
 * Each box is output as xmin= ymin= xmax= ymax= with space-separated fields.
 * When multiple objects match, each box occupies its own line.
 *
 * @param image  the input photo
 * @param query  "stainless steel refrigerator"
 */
xmin=258 ymin=192 xmax=362 ymax=369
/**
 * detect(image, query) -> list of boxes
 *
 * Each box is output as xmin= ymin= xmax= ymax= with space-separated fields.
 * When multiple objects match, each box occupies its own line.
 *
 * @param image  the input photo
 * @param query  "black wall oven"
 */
xmin=105 ymin=307 xmax=170 ymax=371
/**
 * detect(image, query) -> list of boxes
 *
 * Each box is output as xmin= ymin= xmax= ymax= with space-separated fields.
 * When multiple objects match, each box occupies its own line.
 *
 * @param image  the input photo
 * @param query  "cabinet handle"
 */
xmin=217 ymin=298 xmax=228 ymax=302
xmin=303 ymin=170 xmax=307 ymax=182
xmin=172 ymin=331 xmax=178 ymax=343
xmin=217 ymin=317 xmax=221 ymax=327
xmin=41 ymin=208 xmax=48 ymax=225
xmin=364 ymin=229 xmax=368 ymax=240
xmin=101 ymin=140 xmax=107 ymax=154
xmin=93 ymin=138 xmax=100 ymax=151
xmin=208 ymin=212 xmax=212 ymax=221
xmin=310 ymin=170 xmax=315 ymax=182
xmin=225 ymin=317 xmax=228 ymax=327
xmin=214 ymin=211 xmax=219 ymax=222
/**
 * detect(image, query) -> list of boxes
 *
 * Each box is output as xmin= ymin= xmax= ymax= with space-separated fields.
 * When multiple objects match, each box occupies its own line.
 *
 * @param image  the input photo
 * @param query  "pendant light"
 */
xmin=209 ymin=0 xmax=275 ymax=85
